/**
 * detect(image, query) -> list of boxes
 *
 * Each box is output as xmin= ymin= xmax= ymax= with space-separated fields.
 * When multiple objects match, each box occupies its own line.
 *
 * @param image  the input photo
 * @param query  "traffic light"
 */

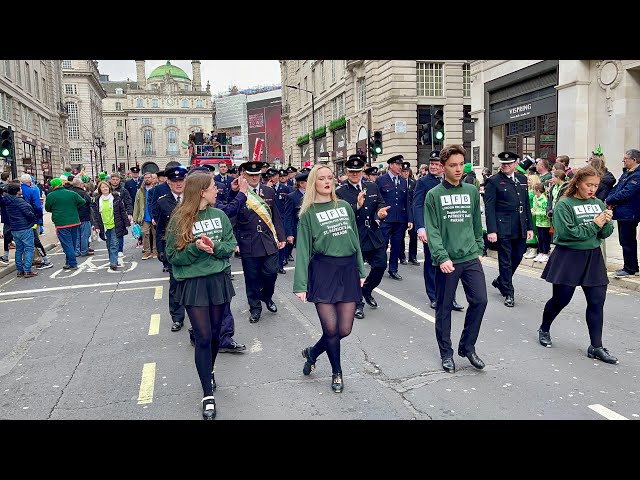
xmin=432 ymin=108 xmax=444 ymax=143
xmin=372 ymin=131 xmax=382 ymax=155
xmin=0 ymin=126 xmax=13 ymax=158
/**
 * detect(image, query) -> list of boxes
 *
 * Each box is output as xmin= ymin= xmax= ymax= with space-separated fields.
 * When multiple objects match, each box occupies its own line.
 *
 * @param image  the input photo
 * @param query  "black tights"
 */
xmin=310 ymin=302 xmax=356 ymax=374
xmin=540 ymin=284 xmax=607 ymax=348
xmin=185 ymin=303 xmax=226 ymax=397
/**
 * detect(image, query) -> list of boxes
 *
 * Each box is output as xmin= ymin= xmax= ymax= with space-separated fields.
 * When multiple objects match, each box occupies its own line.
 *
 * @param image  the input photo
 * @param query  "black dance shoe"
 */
xmin=587 ymin=346 xmax=619 ymax=364
xmin=171 ymin=321 xmax=183 ymax=332
xmin=202 ymin=396 xmax=216 ymax=420
xmin=538 ymin=329 xmax=552 ymax=347
xmin=331 ymin=372 xmax=344 ymax=393
xmin=302 ymin=347 xmax=316 ymax=375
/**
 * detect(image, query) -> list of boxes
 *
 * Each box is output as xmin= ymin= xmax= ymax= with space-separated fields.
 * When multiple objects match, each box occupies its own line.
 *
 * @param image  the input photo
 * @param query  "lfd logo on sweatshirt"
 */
xmin=316 ymin=207 xmax=352 ymax=237
xmin=573 ymin=203 xmax=603 ymax=225
xmin=440 ymin=194 xmax=471 ymax=206
xmin=193 ymin=217 xmax=223 ymax=237
xmin=439 ymin=194 xmax=473 ymax=223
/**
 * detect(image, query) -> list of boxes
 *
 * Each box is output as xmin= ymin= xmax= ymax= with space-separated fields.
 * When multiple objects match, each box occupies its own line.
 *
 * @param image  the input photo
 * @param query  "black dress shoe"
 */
xmin=430 ymin=300 xmax=436 ymax=309
xmin=288 ymin=255 xmax=294 ymax=262
xmin=587 ymin=345 xmax=619 ymax=364
xmin=388 ymin=271 xmax=403 ymax=281
xmin=504 ymin=295 xmax=515 ymax=307
xmin=409 ymin=259 xmax=420 ymax=266
xmin=452 ymin=300 xmax=465 ymax=311
xmin=249 ymin=312 xmax=260 ymax=323
xmin=354 ymin=307 xmax=365 ymax=319
xmin=399 ymin=259 xmax=408 ymax=265
xmin=201 ymin=396 xmax=216 ymax=420
xmin=331 ymin=372 xmax=344 ymax=393
xmin=171 ymin=321 xmax=183 ymax=332
xmin=302 ymin=347 xmax=316 ymax=375
xmin=463 ymin=351 xmax=485 ymax=369
xmin=442 ymin=357 xmax=456 ymax=373
xmin=219 ymin=340 xmax=246 ymax=353
xmin=538 ymin=329 xmax=552 ymax=347
xmin=278 ymin=268 xmax=286 ymax=274
xmin=265 ymin=300 xmax=277 ymax=313
xmin=363 ymin=292 xmax=377 ymax=308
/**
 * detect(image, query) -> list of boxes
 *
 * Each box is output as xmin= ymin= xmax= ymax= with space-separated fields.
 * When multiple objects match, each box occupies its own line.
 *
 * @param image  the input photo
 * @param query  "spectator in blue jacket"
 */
xmin=20 ymin=174 xmax=53 ymax=269
xmin=2 ymin=183 xmax=37 ymax=277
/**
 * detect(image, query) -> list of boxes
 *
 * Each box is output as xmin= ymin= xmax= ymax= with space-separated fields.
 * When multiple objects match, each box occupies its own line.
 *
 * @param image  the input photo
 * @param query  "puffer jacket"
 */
xmin=91 ymin=192 xmax=131 ymax=239
xmin=2 ymin=194 xmax=36 ymax=231
xmin=605 ymin=168 xmax=640 ymax=221
xmin=595 ymin=170 xmax=616 ymax=201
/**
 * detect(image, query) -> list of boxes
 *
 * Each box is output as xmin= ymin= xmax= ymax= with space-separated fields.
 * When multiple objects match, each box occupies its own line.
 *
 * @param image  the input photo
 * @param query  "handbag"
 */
xmin=132 ymin=223 xmax=142 ymax=240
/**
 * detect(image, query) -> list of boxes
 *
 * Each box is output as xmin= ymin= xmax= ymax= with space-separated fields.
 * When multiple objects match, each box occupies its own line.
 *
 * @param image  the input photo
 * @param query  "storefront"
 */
xmin=484 ymin=60 xmax=558 ymax=168
xmin=21 ymin=135 xmax=37 ymax=181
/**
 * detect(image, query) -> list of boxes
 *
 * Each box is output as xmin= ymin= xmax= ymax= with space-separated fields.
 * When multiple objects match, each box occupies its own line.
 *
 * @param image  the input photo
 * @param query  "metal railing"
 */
xmin=193 ymin=144 xmax=231 ymax=157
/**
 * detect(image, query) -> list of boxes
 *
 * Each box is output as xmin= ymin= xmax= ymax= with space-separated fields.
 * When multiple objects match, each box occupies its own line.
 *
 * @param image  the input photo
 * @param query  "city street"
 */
xmin=1 ymin=234 xmax=638 ymax=421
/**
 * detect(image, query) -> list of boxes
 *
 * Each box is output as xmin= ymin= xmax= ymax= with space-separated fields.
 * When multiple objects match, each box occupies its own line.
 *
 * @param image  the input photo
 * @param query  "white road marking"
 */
xmin=0 ymin=297 xmax=34 ymax=303
xmin=0 ymin=276 xmax=170 ymax=297
xmin=137 ymin=362 xmax=156 ymax=405
xmin=0 ymin=277 xmax=16 ymax=288
xmin=373 ymin=287 xmax=435 ymax=323
xmin=588 ymin=404 xmax=628 ymax=420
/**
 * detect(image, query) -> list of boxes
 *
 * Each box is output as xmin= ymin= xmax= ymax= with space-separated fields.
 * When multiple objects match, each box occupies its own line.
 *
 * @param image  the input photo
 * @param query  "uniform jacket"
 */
xmin=125 ymin=177 xmax=143 ymax=203
xmin=90 ymin=192 xmax=130 ymax=239
xmin=273 ymin=182 xmax=293 ymax=215
xmin=150 ymin=182 xmax=171 ymax=222
xmin=413 ymin=173 xmax=441 ymax=232
xmin=484 ymin=171 xmax=533 ymax=239
xmin=375 ymin=172 xmax=413 ymax=224
xmin=214 ymin=173 xmax=233 ymax=193
xmin=284 ymin=188 xmax=304 ymax=239
xmin=336 ymin=180 xmax=386 ymax=251
xmin=605 ymin=167 xmax=640 ymax=221
xmin=235 ymin=184 xmax=285 ymax=257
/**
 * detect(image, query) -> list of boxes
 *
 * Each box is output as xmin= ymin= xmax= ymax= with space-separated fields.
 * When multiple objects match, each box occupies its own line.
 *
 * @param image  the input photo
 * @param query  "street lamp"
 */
xmin=286 ymin=85 xmax=315 ymax=164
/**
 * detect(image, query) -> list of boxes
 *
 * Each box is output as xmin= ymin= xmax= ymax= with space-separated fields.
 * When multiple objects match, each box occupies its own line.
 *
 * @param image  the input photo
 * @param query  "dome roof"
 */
xmin=148 ymin=61 xmax=190 ymax=81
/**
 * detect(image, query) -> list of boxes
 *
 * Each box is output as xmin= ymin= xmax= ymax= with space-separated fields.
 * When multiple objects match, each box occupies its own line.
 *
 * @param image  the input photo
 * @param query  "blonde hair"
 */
xmin=528 ymin=174 xmax=540 ymax=188
xmin=299 ymin=165 xmax=338 ymax=217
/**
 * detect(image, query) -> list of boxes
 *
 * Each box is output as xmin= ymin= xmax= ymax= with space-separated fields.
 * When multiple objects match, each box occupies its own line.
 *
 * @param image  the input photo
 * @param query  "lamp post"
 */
xmin=124 ymin=118 xmax=139 ymax=173
xmin=286 ymin=85 xmax=315 ymax=164
xmin=94 ymin=137 xmax=106 ymax=173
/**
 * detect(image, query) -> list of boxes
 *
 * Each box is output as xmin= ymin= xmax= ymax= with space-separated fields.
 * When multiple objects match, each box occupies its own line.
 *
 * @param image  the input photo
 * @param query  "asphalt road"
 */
xmin=0 ymin=237 xmax=638 ymax=420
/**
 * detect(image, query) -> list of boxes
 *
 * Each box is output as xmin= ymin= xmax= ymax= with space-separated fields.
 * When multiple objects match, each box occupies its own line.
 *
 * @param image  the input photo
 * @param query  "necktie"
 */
xmin=356 ymin=184 xmax=361 ymax=192
xmin=394 ymin=176 xmax=398 ymax=187
xmin=177 ymin=195 xmax=181 ymax=203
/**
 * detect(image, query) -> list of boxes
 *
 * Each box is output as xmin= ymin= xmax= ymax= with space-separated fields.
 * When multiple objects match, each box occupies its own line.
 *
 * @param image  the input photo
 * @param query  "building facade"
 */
xmin=63 ymin=60 xmax=107 ymax=177
xmin=280 ymin=60 xmax=472 ymax=173
xmin=247 ymin=90 xmax=283 ymax=167
xmin=0 ymin=60 xmax=68 ymax=181
xmin=470 ymin=60 xmax=640 ymax=178
xmin=101 ymin=60 xmax=214 ymax=173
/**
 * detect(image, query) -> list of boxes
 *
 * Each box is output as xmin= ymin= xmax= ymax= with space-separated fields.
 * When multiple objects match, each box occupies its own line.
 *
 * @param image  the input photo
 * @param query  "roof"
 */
xmin=148 ymin=61 xmax=190 ymax=81
xmin=100 ymin=81 xmax=140 ymax=94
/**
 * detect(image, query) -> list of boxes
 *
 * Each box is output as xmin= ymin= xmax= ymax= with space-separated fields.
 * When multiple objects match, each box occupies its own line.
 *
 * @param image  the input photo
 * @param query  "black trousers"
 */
xmin=357 ymin=246 xmax=387 ymax=309
xmin=617 ymin=220 xmax=639 ymax=274
xmin=434 ymin=258 xmax=487 ymax=358
xmin=3 ymin=224 xmax=13 ymax=253
xmin=423 ymin=242 xmax=437 ymax=302
xmin=241 ymin=252 xmax=279 ymax=316
xmin=536 ymin=226 xmax=551 ymax=255
xmin=399 ymin=226 xmax=418 ymax=261
xmin=495 ymin=237 xmax=527 ymax=296
xmin=380 ymin=221 xmax=406 ymax=273
xmin=219 ymin=303 xmax=236 ymax=347
xmin=168 ymin=265 xmax=185 ymax=324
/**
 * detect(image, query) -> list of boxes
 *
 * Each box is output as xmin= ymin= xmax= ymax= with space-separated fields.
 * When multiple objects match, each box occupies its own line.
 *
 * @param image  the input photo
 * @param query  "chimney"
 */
xmin=135 ymin=60 xmax=146 ymax=89
xmin=191 ymin=60 xmax=202 ymax=91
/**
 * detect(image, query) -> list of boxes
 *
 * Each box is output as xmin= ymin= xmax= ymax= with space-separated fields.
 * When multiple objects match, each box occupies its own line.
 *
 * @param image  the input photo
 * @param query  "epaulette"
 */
xmin=336 ymin=184 xmax=343 ymax=190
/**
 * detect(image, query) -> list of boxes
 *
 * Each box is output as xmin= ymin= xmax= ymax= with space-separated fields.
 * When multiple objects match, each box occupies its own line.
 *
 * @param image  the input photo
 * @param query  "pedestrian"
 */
xmin=538 ymin=165 xmax=618 ymax=364
xmin=70 ymin=177 xmax=94 ymax=259
xmin=124 ymin=166 xmax=143 ymax=202
xmin=91 ymin=181 xmax=130 ymax=271
xmin=44 ymin=177 xmax=86 ymax=270
xmin=294 ymin=164 xmax=366 ymax=393
xmin=605 ymin=149 xmax=640 ymax=278
xmin=555 ymin=155 xmax=574 ymax=179
xmin=523 ymin=174 xmax=541 ymax=260
xmin=165 ymin=172 xmax=237 ymax=419
xmin=284 ymin=169 xmax=307 ymax=263
xmin=336 ymin=154 xmax=390 ymax=319
xmin=2 ymin=183 xmax=38 ymax=277
xmin=531 ymin=182 xmax=551 ymax=262
xmin=424 ymin=144 xmax=487 ymax=373
xmin=132 ymin=172 xmax=157 ymax=260
xmin=484 ymin=151 xmax=534 ymax=307
xmin=19 ymin=174 xmax=53 ymax=269
xmin=462 ymin=163 xmax=480 ymax=190
xmin=399 ymin=162 xmax=419 ymax=265
xmin=546 ymin=169 xmax=569 ymax=219
xmin=108 ymin=172 xmax=133 ymax=257
xmin=364 ymin=166 xmax=380 ymax=183
xmin=273 ymin=169 xmax=293 ymax=274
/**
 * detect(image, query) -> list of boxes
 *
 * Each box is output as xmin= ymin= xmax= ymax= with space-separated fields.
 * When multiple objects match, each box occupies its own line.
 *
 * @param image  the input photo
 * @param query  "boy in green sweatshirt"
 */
xmin=424 ymin=144 xmax=488 ymax=373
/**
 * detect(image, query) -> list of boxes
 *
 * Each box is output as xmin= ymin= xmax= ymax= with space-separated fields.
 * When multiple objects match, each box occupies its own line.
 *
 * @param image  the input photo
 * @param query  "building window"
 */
xmin=167 ymin=129 xmax=178 ymax=154
xmin=463 ymin=63 xmax=471 ymax=97
xmin=117 ymin=120 xmax=123 ymax=127
xmin=303 ymin=77 xmax=308 ymax=103
xmin=62 ymin=60 xmax=72 ymax=69
xmin=115 ymin=102 xmax=122 ymax=111
xmin=166 ymin=118 xmax=176 ymax=125
xmin=356 ymin=78 xmax=366 ymax=111
xmin=34 ymin=72 xmax=39 ymax=99
xmin=152 ymin=99 xmax=159 ymax=108
xmin=21 ymin=105 xmax=33 ymax=132
xmin=39 ymin=115 xmax=48 ymax=138
xmin=42 ymin=78 xmax=47 ymax=105
xmin=3 ymin=60 xmax=10 ymax=79
xmin=136 ymin=98 xmax=143 ymax=108
xmin=117 ymin=132 xmax=124 ymax=141
xmin=508 ymin=118 xmax=537 ymax=136
xmin=417 ymin=62 xmax=444 ymax=97
xmin=320 ymin=61 xmax=325 ymax=91
xmin=181 ymin=99 xmax=189 ymax=108
xmin=65 ymin=84 xmax=77 ymax=95
xmin=196 ymin=99 xmax=203 ymax=108
xmin=142 ymin=117 xmax=152 ymax=125
xmin=190 ymin=118 xmax=201 ymax=126
xmin=115 ymin=88 xmax=123 ymax=95
xmin=0 ymin=92 xmax=12 ymax=122
xmin=66 ymin=102 xmax=79 ymax=139
xmin=314 ymin=106 xmax=324 ymax=133
xmin=332 ymin=93 xmax=345 ymax=119
xmin=118 ymin=146 xmax=125 ymax=157
xmin=69 ymin=148 xmax=82 ymax=162
xmin=24 ymin=62 xmax=31 ymax=92
xmin=300 ymin=117 xmax=308 ymax=136
xmin=331 ymin=60 xmax=336 ymax=84
xmin=143 ymin=129 xmax=154 ymax=155
xmin=15 ymin=60 xmax=21 ymax=86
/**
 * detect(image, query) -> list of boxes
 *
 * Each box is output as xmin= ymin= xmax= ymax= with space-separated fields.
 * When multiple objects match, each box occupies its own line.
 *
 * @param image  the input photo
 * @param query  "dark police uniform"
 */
xmin=336 ymin=155 xmax=387 ymax=319
xmin=155 ymin=166 xmax=188 ymax=331
xmin=376 ymin=155 xmax=413 ymax=280
xmin=286 ymin=166 xmax=297 ymax=187
xmin=399 ymin=162 xmax=418 ymax=264
xmin=284 ymin=171 xmax=308 ymax=249
xmin=235 ymin=161 xmax=286 ymax=323
xmin=274 ymin=170 xmax=293 ymax=272
xmin=484 ymin=151 xmax=534 ymax=306
xmin=124 ymin=166 xmax=143 ymax=204
xmin=214 ymin=169 xmax=233 ymax=198
xmin=364 ymin=166 xmax=379 ymax=183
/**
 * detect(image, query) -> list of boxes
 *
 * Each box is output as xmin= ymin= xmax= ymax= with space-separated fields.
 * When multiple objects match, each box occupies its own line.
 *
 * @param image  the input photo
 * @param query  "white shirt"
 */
xmin=172 ymin=192 xmax=182 ymax=203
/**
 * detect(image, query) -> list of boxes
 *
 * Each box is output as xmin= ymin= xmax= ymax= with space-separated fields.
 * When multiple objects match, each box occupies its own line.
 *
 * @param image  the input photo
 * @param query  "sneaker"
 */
xmin=23 ymin=271 xmax=38 ymax=278
xmin=523 ymin=248 xmax=537 ymax=259
xmin=16 ymin=271 xmax=25 ymax=278
xmin=37 ymin=262 xmax=54 ymax=270
xmin=141 ymin=252 xmax=152 ymax=260
xmin=540 ymin=254 xmax=549 ymax=263
xmin=0 ymin=257 xmax=9 ymax=266
xmin=533 ymin=254 xmax=543 ymax=262
xmin=118 ymin=252 xmax=124 ymax=258
xmin=62 ymin=265 xmax=78 ymax=270
xmin=613 ymin=269 xmax=633 ymax=278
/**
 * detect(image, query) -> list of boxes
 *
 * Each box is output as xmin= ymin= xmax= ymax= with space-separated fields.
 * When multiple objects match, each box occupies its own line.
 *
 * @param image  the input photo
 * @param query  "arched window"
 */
xmin=136 ymin=98 xmax=143 ymax=108
xmin=196 ymin=99 xmax=203 ymax=108
xmin=167 ymin=129 xmax=178 ymax=155
xmin=181 ymin=99 xmax=189 ymax=108
xmin=143 ymin=129 xmax=154 ymax=156
xmin=152 ymin=99 xmax=159 ymax=108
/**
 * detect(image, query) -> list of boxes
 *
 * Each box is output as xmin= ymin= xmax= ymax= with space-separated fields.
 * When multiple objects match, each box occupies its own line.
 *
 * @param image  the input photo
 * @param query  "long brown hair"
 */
xmin=562 ymin=165 xmax=600 ymax=199
xmin=168 ymin=173 xmax=213 ymax=251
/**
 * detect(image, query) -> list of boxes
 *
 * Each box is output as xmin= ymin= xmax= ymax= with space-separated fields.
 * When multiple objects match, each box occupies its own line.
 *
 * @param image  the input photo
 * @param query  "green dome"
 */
xmin=148 ymin=61 xmax=190 ymax=81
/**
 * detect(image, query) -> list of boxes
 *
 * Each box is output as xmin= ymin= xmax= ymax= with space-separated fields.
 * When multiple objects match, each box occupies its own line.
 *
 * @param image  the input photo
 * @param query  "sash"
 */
xmin=246 ymin=189 xmax=279 ymax=243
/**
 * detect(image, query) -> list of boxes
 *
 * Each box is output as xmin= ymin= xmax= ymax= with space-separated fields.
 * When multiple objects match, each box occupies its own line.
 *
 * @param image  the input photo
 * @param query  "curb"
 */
xmin=0 ymin=243 xmax=58 ymax=281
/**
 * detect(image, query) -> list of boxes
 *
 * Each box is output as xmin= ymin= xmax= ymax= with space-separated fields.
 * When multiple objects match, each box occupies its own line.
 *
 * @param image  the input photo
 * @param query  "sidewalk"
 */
xmin=0 ymin=211 xmax=59 ymax=280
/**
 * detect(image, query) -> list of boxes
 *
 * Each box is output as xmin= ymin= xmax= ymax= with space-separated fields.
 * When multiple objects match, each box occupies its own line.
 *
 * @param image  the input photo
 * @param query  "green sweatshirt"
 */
xmin=165 ymin=207 xmax=237 ymax=281
xmin=44 ymin=186 xmax=86 ymax=227
xmin=552 ymin=196 xmax=614 ymax=250
xmin=293 ymin=199 xmax=366 ymax=293
xmin=424 ymin=180 xmax=484 ymax=266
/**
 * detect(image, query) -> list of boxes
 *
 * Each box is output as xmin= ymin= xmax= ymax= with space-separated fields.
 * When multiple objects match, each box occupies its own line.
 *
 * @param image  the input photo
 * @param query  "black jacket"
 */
xmin=69 ymin=186 xmax=93 ymax=222
xmin=595 ymin=170 xmax=616 ymax=202
xmin=91 ymin=192 xmax=130 ymax=239
xmin=484 ymin=171 xmax=533 ymax=239
xmin=336 ymin=180 xmax=386 ymax=251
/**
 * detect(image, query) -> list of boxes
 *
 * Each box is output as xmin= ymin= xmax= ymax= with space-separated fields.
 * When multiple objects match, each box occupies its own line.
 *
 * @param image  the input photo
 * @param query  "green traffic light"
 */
xmin=434 ymin=131 xmax=444 ymax=141
xmin=374 ymin=146 xmax=382 ymax=154
xmin=0 ymin=148 xmax=10 ymax=157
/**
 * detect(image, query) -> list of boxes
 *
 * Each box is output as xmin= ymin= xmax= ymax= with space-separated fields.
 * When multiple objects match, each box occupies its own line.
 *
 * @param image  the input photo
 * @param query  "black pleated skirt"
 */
xmin=541 ymin=245 xmax=609 ymax=287
xmin=307 ymin=253 xmax=362 ymax=304
xmin=176 ymin=271 xmax=236 ymax=307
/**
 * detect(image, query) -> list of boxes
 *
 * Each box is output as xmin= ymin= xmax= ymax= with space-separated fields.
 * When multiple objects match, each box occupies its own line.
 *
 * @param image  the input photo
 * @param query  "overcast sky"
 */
xmin=96 ymin=60 xmax=281 ymax=95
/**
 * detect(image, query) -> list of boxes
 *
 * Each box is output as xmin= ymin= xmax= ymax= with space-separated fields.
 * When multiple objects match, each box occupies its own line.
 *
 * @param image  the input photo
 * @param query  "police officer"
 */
xmin=399 ymin=162 xmax=419 ymax=266
xmin=234 ymin=161 xmax=286 ymax=323
xmin=413 ymin=151 xmax=465 ymax=312
xmin=214 ymin=161 xmax=233 ymax=194
xmin=286 ymin=166 xmax=298 ymax=187
xmin=284 ymin=169 xmax=307 ymax=263
xmin=364 ymin=166 xmax=379 ymax=183
xmin=376 ymin=155 xmax=413 ymax=280
xmin=124 ymin=166 xmax=143 ymax=202
xmin=484 ymin=151 xmax=534 ymax=307
xmin=273 ymin=169 xmax=293 ymax=273
xmin=155 ymin=165 xmax=189 ymax=332
xmin=336 ymin=154 xmax=390 ymax=319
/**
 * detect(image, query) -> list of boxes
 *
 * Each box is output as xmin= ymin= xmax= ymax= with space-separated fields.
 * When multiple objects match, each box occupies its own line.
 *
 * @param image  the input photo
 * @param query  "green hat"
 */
xmin=463 ymin=163 xmax=473 ymax=174
xmin=593 ymin=144 xmax=603 ymax=156
xmin=50 ymin=178 xmax=62 ymax=188
xmin=98 ymin=172 xmax=106 ymax=181
xmin=81 ymin=175 xmax=90 ymax=183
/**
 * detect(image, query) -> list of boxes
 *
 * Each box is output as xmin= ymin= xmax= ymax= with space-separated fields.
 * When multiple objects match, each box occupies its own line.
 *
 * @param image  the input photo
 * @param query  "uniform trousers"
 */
xmin=241 ymin=252 xmax=279 ymax=316
xmin=168 ymin=264 xmax=186 ymax=325
xmin=617 ymin=220 xmax=639 ymax=274
xmin=380 ymin=221 xmax=407 ymax=273
xmin=357 ymin=246 xmax=387 ymax=310
xmin=423 ymin=242 xmax=437 ymax=302
xmin=399 ymin=226 xmax=418 ymax=261
xmin=434 ymin=258 xmax=487 ymax=359
xmin=494 ymin=237 xmax=527 ymax=296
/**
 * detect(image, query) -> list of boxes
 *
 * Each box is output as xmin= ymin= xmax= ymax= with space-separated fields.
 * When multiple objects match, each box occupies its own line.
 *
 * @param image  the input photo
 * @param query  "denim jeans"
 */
xmin=75 ymin=221 xmax=92 ymax=255
xmin=118 ymin=235 xmax=124 ymax=253
xmin=57 ymin=226 xmax=79 ymax=267
xmin=105 ymin=229 xmax=120 ymax=266
xmin=13 ymin=228 xmax=35 ymax=273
